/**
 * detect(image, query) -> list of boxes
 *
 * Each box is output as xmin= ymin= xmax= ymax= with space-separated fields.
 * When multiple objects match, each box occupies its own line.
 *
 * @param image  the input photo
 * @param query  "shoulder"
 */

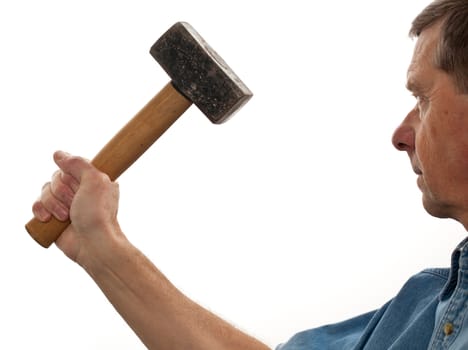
xmin=401 ymin=268 xmax=449 ymax=290
xmin=388 ymin=268 xmax=449 ymax=306
xmin=418 ymin=268 xmax=450 ymax=281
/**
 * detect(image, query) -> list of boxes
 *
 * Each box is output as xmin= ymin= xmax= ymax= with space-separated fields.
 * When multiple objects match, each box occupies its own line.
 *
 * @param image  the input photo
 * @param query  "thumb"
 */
xmin=53 ymin=151 xmax=94 ymax=183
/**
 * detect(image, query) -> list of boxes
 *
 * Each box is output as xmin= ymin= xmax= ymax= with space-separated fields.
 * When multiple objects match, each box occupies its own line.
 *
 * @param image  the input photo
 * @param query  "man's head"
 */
xmin=392 ymin=0 xmax=468 ymax=229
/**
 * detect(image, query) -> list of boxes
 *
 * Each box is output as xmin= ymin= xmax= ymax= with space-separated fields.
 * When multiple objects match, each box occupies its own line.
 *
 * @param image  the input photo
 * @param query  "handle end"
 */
xmin=25 ymin=217 xmax=71 ymax=248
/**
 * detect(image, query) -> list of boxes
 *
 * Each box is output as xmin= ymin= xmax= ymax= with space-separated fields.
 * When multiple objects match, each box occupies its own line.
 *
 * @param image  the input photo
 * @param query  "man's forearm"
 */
xmin=80 ymin=232 xmax=270 ymax=350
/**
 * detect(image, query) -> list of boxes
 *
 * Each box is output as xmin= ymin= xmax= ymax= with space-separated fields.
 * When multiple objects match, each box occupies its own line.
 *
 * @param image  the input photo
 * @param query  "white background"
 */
xmin=1 ymin=0 xmax=466 ymax=348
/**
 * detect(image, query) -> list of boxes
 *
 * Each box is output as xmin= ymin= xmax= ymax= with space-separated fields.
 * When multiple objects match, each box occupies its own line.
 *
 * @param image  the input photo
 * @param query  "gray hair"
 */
xmin=410 ymin=0 xmax=468 ymax=93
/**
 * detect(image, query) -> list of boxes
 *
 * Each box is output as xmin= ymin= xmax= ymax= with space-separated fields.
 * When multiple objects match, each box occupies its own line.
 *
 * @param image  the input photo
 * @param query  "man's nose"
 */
xmin=392 ymin=111 xmax=416 ymax=152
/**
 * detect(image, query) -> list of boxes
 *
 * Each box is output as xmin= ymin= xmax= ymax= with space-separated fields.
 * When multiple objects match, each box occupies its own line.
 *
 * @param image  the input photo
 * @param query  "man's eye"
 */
xmin=412 ymin=95 xmax=428 ymax=119
xmin=413 ymin=94 xmax=427 ymax=106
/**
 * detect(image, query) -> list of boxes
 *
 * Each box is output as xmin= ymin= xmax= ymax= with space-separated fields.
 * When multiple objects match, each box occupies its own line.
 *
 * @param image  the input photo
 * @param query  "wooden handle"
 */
xmin=26 ymin=82 xmax=192 ymax=248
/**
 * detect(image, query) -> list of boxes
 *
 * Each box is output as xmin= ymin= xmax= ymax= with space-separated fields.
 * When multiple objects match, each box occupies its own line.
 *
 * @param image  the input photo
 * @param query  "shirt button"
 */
xmin=444 ymin=322 xmax=454 ymax=336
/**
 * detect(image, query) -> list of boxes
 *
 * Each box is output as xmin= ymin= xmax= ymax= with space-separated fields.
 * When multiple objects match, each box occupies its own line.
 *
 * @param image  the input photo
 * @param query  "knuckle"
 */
xmin=87 ymin=170 xmax=111 ymax=186
xmin=97 ymin=172 xmax=111 ymax=183
xmin=67 ymin=155 xmax=90 ymax=170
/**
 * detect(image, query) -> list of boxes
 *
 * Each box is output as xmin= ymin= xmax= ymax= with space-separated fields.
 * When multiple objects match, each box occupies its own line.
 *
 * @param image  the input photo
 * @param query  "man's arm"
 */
xmin=33 ymin=151 xmax=270 ymax=350
xmin=81 ymin=226 xmax=269 ymax=350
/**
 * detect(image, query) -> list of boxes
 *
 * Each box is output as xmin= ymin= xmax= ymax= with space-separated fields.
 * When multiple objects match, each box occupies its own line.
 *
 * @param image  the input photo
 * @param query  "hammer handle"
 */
xmin=26 ymin=82 xmax=192 ymax=248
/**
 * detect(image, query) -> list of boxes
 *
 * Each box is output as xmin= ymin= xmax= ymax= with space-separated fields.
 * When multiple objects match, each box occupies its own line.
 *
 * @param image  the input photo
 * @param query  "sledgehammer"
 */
xmin=25 ymin=22 xmax=252 ymax=248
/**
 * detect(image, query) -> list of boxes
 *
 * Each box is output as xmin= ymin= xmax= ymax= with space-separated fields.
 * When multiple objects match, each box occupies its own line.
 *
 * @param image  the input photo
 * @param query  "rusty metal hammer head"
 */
xmin=150 ymin=22 xmax=252 ymax=124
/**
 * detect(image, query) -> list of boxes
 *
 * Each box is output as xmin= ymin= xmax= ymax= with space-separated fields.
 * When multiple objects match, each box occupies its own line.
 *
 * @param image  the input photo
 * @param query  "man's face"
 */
xmin=392 ymin=22 xmax=468 ymax=228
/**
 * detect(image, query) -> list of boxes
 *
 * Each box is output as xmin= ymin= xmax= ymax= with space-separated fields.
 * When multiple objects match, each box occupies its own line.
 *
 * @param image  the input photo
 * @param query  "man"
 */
xmin=31 ymin=0 xmax=468 ymax=348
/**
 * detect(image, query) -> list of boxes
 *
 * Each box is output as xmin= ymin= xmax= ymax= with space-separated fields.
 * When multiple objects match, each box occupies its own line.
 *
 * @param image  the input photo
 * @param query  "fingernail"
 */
xmin=55 ymin=151 xmax=70 ymax=162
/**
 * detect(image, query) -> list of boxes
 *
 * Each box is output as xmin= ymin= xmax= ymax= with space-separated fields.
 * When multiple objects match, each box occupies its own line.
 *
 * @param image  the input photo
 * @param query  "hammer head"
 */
xmin=150 ymin=22 xmax=253 ymax=124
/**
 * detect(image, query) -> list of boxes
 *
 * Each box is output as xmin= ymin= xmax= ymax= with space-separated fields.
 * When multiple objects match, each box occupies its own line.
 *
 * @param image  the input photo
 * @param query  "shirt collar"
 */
xmin=440 ymin=237 xmax=468 ymax=301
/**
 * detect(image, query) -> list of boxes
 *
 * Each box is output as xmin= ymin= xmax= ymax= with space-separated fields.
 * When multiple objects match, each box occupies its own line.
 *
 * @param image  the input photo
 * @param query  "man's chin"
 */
xmin=422 ymin=194 xmax=452 ymax=219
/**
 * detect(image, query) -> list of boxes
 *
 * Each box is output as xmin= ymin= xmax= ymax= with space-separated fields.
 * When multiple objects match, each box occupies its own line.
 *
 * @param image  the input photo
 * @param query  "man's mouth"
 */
xmin=411 ymin=159 xmax=422 ymax=175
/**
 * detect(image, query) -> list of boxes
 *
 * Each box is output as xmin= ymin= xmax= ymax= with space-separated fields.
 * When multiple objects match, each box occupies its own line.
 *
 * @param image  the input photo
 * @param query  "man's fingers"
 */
xmin=39 ymin=183 xmax=70 ymax=222
xmin=50 ymin=171 xmax=75 ymax=208
xmin=61 ymin=172 xmax=80 ymax=193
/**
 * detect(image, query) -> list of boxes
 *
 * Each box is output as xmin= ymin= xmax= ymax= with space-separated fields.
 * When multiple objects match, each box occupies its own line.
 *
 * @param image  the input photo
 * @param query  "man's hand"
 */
xmin=32 ymin=151 xmax=122 ymax=262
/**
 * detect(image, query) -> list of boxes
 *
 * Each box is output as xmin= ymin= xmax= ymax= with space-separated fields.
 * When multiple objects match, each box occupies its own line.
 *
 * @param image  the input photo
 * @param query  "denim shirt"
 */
xmin=277 ymin=238 xmax=468 ymax=350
